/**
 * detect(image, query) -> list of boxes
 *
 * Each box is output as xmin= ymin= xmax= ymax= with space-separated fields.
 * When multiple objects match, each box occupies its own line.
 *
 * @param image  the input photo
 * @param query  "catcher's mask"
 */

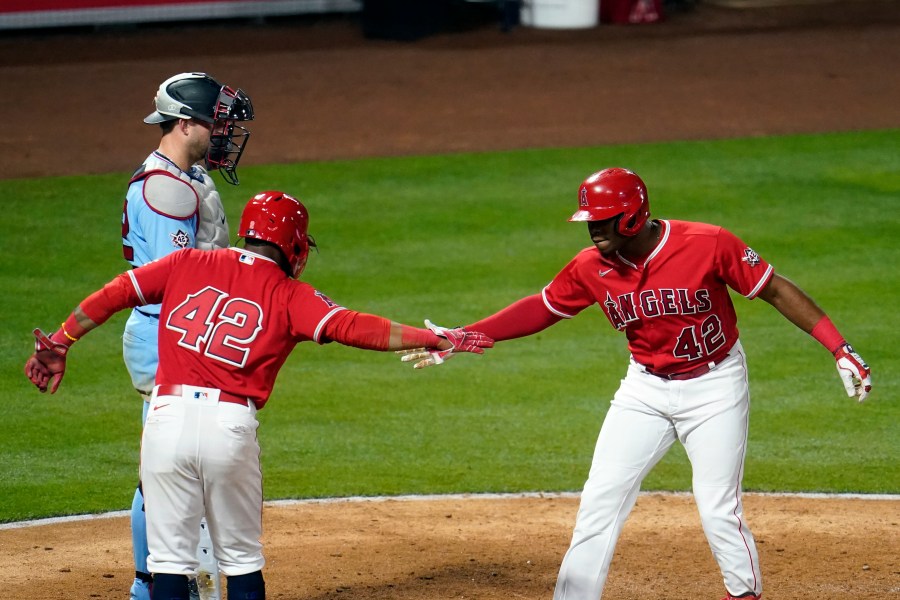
xmin=569 ymin=167 xmax=650 ymax=236
xmin=238 ymin=191 xmax=316 ymax=278
xmin=144 ymin=72 xmax=254 ymax=185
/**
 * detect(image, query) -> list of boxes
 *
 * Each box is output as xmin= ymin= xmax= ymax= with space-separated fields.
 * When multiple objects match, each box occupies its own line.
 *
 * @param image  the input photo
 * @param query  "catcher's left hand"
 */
xmin=24 ymin=328 xmax=69 ymax=394
xmin=397 ymin=319 xmax=494 ymax=369
xmin=833 ymin=342 xmax=871 ymax=402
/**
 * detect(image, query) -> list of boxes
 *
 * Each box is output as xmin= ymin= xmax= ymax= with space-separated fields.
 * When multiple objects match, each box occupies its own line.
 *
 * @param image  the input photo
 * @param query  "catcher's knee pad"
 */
xmin=151 ymin=573 xmax=190 ymax=600
xmin=227 ymin=570 xmax=265 ymax=600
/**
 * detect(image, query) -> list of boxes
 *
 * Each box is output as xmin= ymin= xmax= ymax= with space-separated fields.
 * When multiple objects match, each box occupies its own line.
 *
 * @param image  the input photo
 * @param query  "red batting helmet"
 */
xmin=238 ymin=191 xmax=314 ymax=278
xmin=569 ymin=168 xmax=650 ymax=236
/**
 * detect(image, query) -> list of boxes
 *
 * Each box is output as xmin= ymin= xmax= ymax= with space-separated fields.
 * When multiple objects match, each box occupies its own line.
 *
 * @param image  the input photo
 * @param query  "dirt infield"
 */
xmin=2 ymin=1 xmax=898 ymax=598
xmin=2 ymin=494 xmax=898 ymax=599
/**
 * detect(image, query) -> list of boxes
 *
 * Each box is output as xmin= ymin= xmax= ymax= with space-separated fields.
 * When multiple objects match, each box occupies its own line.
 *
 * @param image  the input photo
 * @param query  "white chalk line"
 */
xmin=2 ymin=490 xmax=897 ymax=531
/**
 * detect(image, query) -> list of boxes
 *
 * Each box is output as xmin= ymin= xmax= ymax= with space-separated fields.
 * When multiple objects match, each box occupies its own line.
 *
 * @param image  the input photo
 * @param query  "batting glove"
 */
xmin=397 ymin=347 xmax=457 ymax=369
xmin=833 ymin=343 xmax=871 ymax=402
xmin=396 ymin=320 xmax=494 ymax=369
xmin=423 ymin=319 xmax=493 ymax=355
xmin=24 ymin=328 xmax=69 ymax=394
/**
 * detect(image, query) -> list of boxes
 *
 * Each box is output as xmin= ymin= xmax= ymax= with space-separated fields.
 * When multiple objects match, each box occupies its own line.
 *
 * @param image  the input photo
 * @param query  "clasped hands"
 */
xmin=397 ymin=320 xmax=493 ymax=369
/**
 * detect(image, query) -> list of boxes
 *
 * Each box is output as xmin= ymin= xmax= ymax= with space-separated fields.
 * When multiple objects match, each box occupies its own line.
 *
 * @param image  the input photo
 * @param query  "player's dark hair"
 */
xmin=244 ymin=238 xmax=293 ymax=277
xmin=159 ymin=120 xmax=178 ymax=134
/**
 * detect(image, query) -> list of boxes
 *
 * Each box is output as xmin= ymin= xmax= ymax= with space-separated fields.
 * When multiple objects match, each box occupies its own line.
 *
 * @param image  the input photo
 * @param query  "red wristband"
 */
xmin=810 ymin=316 xmax=845 ymax=355
xmin=400 ymin=325 xmax=442 ymax=349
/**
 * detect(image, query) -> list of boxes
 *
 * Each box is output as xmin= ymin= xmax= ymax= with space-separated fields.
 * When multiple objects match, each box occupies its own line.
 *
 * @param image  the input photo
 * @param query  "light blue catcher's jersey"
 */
xmin=122 ymin=182 xmax=198 ymax=268
xmin=121 ymin=151 xmax=227 ymax=394
xmin=122 ymin=152 xmax=214 ymax=315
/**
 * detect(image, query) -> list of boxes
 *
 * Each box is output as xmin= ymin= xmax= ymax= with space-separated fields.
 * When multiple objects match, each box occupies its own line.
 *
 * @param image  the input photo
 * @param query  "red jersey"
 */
xmin=128 ymin=247 xmax=346 ymax=407
xmin=542 ymin=220 xmax=773 ymax=374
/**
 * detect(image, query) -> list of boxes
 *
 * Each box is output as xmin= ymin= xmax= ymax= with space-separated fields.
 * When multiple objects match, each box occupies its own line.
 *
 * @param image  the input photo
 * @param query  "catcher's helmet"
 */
xmin=144 ymin=72 xmax=254 ymax=185
xmin=569 ymin=168 xmax=650 ymax=237
xmin=238 ymin=191 xmax=315 ymax=278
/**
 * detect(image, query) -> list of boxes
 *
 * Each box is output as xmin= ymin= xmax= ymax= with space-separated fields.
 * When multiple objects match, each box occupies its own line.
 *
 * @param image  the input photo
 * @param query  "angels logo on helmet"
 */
xmin=569 ymin=167 xmax=650 ymax=237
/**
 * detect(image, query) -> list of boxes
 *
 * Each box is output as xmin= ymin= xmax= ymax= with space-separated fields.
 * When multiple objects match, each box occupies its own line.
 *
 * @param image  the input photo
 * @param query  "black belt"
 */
xmin=135 ymin=308 xmax=160 ymax=320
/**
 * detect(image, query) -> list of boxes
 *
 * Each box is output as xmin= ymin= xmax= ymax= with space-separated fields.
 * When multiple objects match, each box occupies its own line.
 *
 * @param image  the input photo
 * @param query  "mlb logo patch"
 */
xmin=193 ymin=391 xmax=209 ymax=401
xmin=239 ymin=253 xmax=256 ymax=265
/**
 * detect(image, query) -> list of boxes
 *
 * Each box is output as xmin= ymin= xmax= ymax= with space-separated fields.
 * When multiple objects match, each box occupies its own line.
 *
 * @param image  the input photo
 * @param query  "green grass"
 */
xmin=1 ymin=130 xmax=898 ymax=522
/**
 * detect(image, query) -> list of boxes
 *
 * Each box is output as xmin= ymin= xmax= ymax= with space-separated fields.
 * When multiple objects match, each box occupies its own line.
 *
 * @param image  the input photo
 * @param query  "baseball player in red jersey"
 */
xmin=401 ymin=168 xmax=872 ymax=600
xmin=24 ymin=191 xmax=493 ymax=600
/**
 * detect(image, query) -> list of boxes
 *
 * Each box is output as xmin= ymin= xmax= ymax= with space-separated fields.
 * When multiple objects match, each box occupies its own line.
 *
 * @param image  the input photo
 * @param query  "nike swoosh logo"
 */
xmin=153 ymin=403 xmax=170 ymax=411
xmin=599 ymin=268 xmax=613 ymax=277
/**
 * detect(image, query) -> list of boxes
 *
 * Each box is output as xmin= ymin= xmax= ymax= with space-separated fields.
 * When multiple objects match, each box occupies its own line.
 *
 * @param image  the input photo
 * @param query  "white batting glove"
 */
xmin=396 ymin=318 xmax=461 ymax=369
xmin=833 ymin=343 xmax=872 ymax=402
xmin=396 ymin=319 xmax=493 ymax=369
xmin=396 ymin=347 xmax=455 ymax=369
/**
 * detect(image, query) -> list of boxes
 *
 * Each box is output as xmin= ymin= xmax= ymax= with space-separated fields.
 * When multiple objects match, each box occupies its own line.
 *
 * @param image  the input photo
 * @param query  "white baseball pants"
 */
xmin=554 ymin=340 xmax=762 ymax=600
xmin=141 ymin=385 xmax=264 ymax=578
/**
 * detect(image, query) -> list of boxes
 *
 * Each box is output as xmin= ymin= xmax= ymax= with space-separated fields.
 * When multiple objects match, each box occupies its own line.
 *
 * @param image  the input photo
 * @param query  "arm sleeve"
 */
xmin=78 ymin=271 xmax=148 ymax=326
xmin=57 ymin=252 xmax=179 ymax=340
xmin=319 ymin=311 xmax=445 ymax=351
xmin=320 ymin=310 xmax=393 ymax=350
xmin=465 ymin=294 xmax=563 ymax=341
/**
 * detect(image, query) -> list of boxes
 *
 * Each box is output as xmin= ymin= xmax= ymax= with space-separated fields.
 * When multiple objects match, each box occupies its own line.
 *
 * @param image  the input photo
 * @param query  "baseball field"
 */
xmin=1 ymin=2 xmax=898 ymax=598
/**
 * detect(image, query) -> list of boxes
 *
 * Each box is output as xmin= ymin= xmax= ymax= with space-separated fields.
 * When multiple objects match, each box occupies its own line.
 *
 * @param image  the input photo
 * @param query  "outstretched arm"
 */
xmin=464 ymin=294 xmax=563 ymax=341
xmin=24 ymin=270 xmax=157 ymax=393
xmin=398 ymin=294 xmax=562 ymax=369
xmin=322 ymin=311 xmax=493 ymax=354
xmin=758 ymin=274 xmax=871 ymax=402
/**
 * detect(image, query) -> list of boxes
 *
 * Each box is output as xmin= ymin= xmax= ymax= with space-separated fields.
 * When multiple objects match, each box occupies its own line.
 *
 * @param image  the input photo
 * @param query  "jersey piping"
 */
xmin=315 ymin=307 xmax=347 ymax=342
xmin=126 ymin=270 xmax=148 ymax=306
xmin=746 ymin=265 xmax=774 ymax=298
xmin=542 ymin=287 xmax=575 ymax=319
